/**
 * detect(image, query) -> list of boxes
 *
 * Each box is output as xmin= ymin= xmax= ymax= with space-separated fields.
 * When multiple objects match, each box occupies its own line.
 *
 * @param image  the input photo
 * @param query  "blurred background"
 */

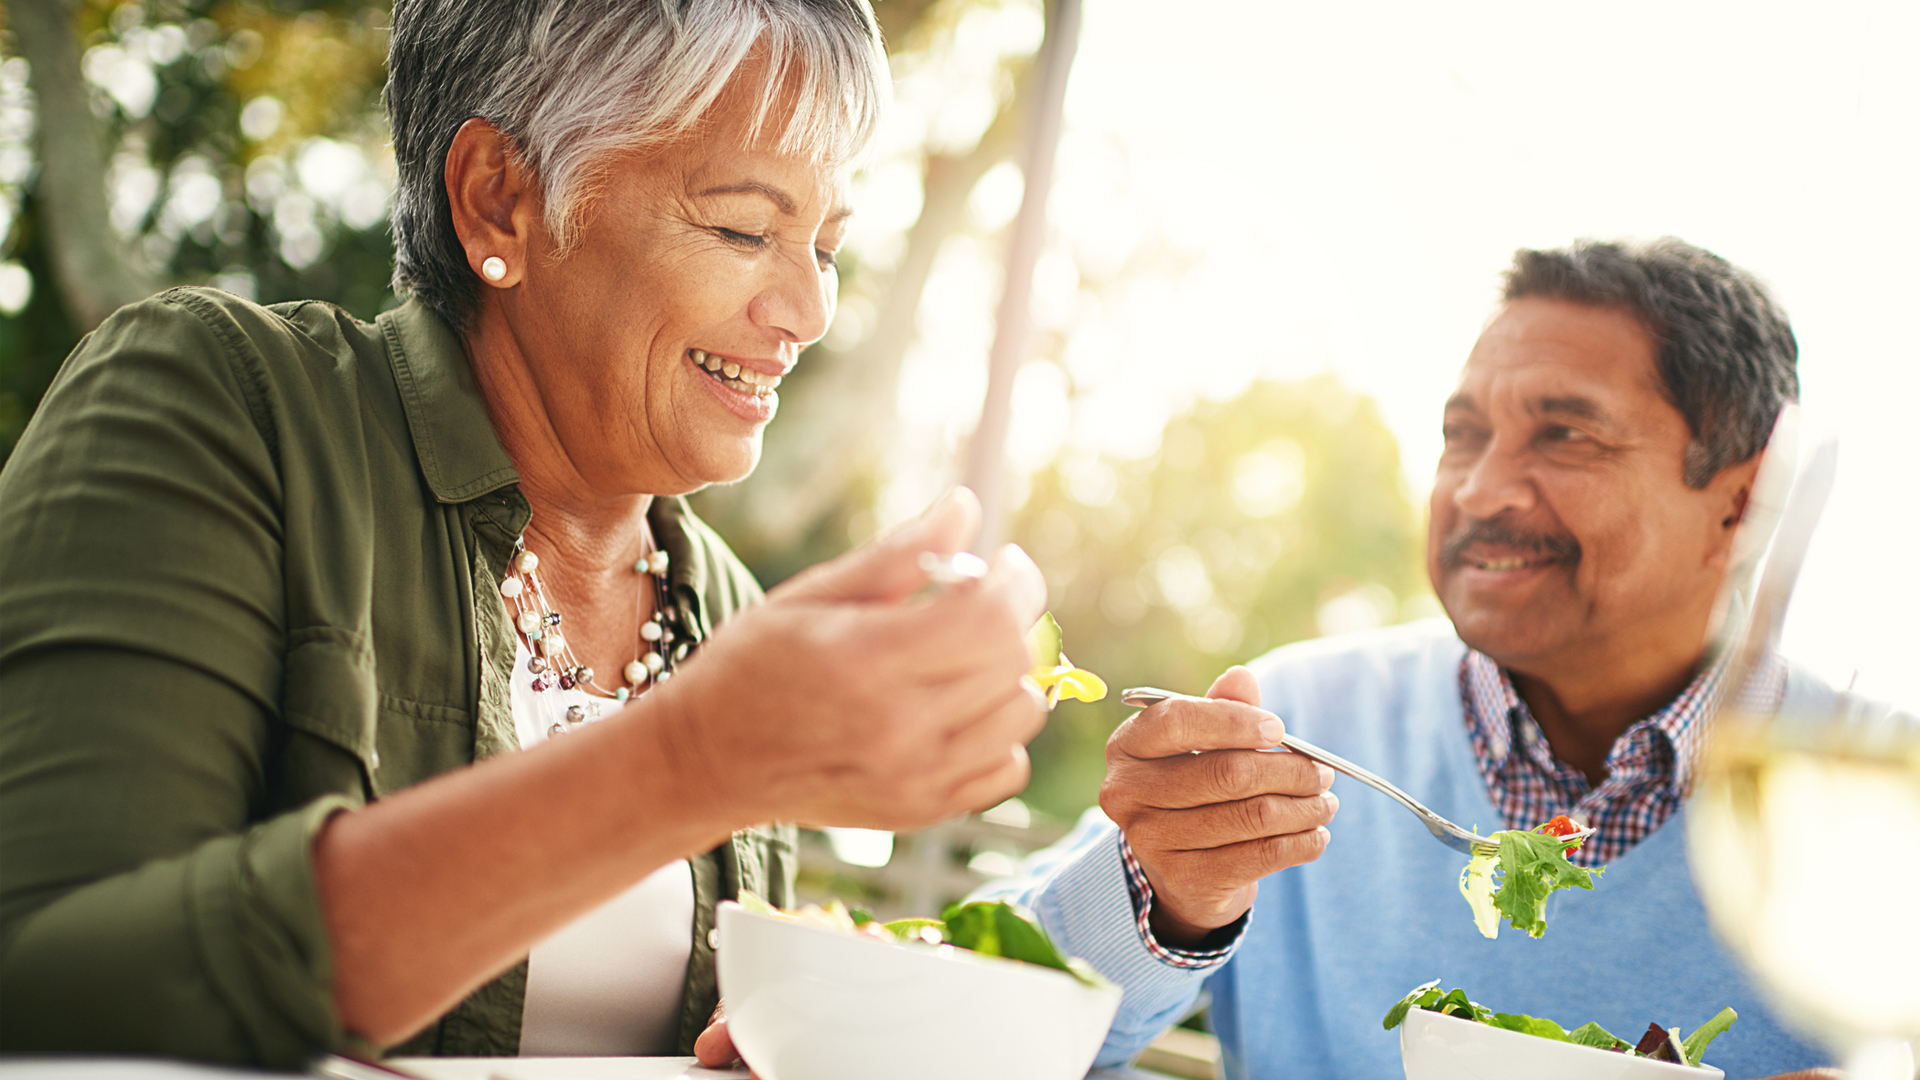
xmin=3 ymin=0 xmax=1916 ymax=937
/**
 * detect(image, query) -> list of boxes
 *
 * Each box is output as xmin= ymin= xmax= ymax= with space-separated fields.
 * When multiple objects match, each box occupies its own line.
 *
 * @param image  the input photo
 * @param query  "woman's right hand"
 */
xmin=654 ymin=487 xmax=1050 ymax=831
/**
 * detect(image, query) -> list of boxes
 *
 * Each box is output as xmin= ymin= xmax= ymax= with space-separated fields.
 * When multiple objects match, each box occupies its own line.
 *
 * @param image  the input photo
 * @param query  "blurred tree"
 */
xmin=1006 ymin=375 xmax=1433 ymax=818
xmin=1 ymin=0 xmax=396 ymax=459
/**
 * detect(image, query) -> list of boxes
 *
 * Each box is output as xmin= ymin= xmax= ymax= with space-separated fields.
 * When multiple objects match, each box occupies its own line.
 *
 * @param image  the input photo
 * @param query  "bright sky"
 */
xmin=872 ymin=0 xmax=1920 ymax=704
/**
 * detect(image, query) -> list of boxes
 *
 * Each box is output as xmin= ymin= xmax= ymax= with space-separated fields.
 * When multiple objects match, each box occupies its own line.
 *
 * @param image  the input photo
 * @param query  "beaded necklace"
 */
xmin=498 ymin=533 xmax=682 ymax=736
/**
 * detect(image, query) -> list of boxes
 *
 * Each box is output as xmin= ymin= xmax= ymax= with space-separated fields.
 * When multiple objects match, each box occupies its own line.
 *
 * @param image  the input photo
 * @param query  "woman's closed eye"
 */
xmin=714 ymin=227 xmax=770 ymax=250
xmin=714 ymin=227 xmax=838 ymax=271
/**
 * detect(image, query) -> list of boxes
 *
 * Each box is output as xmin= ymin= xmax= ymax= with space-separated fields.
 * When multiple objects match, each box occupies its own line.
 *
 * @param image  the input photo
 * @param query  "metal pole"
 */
xmin=960 ymin=0 xmax=1083 ymax=552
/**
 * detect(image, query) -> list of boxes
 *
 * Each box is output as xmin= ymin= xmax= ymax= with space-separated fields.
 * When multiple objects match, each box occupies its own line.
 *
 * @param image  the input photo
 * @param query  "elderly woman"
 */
xmin=0 ymin=0 xmax=1046 ymax=1066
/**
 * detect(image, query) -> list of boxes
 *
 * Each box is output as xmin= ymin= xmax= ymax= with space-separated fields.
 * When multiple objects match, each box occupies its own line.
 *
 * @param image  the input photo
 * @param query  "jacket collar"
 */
xmin=377 ymin=299 xmax=520 ymax=504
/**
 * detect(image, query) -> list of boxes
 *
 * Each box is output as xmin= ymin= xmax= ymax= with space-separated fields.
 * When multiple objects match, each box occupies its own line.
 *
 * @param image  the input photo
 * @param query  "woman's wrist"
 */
xmin=615 ymin=662 xmax=776 ymax=839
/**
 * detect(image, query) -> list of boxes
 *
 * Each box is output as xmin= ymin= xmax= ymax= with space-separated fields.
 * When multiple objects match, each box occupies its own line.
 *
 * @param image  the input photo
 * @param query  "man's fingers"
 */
xmin=1109 ymin=748 xmax=1334 ymax=810
xmin=1206 ymin=665 xmax=1261 ymax=707
xmin=773 ymin=487 xmax=981 ymax=604
xmin=1149 ymin=826 xmax=1333 ymax=891
xmin=1110 ymin=697 xmax=1290 ymax=761
xmin=1130 ymin=790 xmax=1339 ymax=851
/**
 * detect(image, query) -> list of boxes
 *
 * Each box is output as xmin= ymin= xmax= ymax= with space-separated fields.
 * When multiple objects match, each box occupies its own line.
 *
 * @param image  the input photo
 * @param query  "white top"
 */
xmin=510 ymin=638 xmax=694 ymax=1056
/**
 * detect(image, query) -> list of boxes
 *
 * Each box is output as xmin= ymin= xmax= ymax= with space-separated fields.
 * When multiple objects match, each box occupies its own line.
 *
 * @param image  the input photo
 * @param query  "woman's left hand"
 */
xmin=695 ymin=1004 xmax=756 ymax=1075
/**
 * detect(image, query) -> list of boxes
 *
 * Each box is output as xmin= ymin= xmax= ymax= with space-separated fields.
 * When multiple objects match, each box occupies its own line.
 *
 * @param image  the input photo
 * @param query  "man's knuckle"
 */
xmin=1234 ymin=795 xmax=1275 ymax=837
xmin=1204 ymin=751 xmax=1252 ymax=799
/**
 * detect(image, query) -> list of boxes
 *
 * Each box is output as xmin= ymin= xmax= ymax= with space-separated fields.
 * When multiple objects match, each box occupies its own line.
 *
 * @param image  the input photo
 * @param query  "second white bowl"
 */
xmin=1401 ymin=1008 xmax=1726 ymax=1080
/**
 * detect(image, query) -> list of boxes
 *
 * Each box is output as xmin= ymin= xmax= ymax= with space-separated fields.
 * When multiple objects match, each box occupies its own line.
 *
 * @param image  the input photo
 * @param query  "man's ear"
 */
xmin=444 ymin=118 xmax=539 ymax=289
xmin=1704 ymin=453 xmax=1764 ymax=569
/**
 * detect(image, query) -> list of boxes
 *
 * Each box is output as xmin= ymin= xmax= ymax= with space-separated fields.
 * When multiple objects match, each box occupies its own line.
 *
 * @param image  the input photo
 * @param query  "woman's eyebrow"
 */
xmin=696 ymin=180 xmax=795 ymax=214
xmin=695 ymin=181 xmax=852 ymax=225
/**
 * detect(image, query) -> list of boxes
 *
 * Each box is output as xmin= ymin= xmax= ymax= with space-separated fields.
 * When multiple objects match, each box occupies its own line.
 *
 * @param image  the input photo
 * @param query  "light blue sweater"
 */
xmin=994 ymin=621 xmax=1829 ymax=1080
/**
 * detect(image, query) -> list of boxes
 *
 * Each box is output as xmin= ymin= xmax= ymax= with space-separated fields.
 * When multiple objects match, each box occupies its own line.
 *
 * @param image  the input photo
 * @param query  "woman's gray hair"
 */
xmin=386 ymin=0 xmax=887 ymax=332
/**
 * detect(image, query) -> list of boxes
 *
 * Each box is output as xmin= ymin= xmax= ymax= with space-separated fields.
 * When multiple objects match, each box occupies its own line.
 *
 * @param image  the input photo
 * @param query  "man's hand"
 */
xmin=1100 ymin=666 xmax=1337 ymax=947
xmin=655 ymin=487 xmax=1050 ymax=833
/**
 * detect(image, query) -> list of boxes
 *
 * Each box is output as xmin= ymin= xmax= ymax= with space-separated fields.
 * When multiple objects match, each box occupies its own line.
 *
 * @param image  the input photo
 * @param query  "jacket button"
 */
xmin=368 ymin=749 xmax=381 ymax=770
xmin=708 ymin=928 xmax=720 ymax=950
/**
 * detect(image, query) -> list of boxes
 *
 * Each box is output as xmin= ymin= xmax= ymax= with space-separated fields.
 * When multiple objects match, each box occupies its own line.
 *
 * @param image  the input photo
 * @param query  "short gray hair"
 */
xmin=387 ymin=0 xmax=887 ymax=332
xmin=1504 ymin=238 xmax=1799 ymax=489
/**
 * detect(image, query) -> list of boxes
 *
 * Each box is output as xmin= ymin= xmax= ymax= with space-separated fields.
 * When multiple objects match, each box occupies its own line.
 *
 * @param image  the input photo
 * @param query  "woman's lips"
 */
xmin=688 ymin=349 xmax=778 ymax=423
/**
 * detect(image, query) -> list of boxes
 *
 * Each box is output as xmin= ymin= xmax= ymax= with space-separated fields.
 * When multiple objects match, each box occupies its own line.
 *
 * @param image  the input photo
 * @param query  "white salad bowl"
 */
xmin=716 ymin=902 xmax=1123 ymax=1080
xmin=1401 ymin=1008 xmax=1725 ymax=1080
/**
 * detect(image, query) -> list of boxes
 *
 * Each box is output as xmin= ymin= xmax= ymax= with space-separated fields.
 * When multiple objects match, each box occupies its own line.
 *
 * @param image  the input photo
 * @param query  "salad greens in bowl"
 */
xmin=717 ymin=895 xmax=1120 ymax=1080
xmin=1388 ymin=981 xmax=1737 ymax=1080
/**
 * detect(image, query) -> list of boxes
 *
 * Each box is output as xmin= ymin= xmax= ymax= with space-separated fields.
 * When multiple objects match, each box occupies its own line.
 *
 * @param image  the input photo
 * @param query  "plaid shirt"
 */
xmin=1117 ymin=830 xmax=1243 ymax=968
xmin=1458 ymin=647 xmax=1783 ymax=866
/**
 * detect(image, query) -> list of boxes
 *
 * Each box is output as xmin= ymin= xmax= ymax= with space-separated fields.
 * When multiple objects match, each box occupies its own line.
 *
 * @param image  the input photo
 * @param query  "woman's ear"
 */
xmin=444 ymin=118 xmax=537 ymax=289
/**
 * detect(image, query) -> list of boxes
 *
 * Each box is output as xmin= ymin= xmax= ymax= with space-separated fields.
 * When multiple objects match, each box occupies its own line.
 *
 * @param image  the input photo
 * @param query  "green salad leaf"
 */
xmin=1383 ymin=981 xmax=1729 ymax=1068
xmin=1491 ymin=829 xmax=1601 ymax=938
xmin=1460 ymin=828 xmax=1602 ymax=939
xmin=1489 ymin=1012 xmax=1571 ymax=1040
xmin=1382 ymin=981 xmax=1442 ymax=1030
xmin=1680 ymin=1007 xmax=1739 ymax=1066
xmin=738 ymin=893 xmax=1109 ymax=989
xmin=1569 ymin=1021 xmax=1632 ymax=1051
xmin=940 ymin=900 xmax=1109 ymax=989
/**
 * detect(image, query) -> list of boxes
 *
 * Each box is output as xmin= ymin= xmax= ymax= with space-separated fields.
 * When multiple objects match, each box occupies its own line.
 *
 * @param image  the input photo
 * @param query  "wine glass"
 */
xmin=1689 ymin=423 xmax=1920 ymax=1080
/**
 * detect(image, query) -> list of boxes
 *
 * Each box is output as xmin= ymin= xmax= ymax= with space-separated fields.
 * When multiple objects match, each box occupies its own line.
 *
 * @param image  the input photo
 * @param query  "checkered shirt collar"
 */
xmin=1461 ymin=647 xmax=1729 ymax=796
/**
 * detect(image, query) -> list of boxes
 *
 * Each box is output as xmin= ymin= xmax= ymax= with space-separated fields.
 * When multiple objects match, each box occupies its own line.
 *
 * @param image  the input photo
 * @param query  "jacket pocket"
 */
xmin=278 ymin=627 xmax=379 ymax=797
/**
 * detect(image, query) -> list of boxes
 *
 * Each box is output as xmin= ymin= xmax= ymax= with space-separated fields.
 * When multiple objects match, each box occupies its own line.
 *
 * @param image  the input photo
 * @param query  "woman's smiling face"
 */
xmin=502 ymin=86 xmax=851 ymax=497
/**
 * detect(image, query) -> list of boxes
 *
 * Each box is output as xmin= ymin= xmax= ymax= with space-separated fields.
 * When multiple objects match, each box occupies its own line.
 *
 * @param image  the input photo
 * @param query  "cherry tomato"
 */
xmin=1540 ymin=814 xmax=1584 ymax=851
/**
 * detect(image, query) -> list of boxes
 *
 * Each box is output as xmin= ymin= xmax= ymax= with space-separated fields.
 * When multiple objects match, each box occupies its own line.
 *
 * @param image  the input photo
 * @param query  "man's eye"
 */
xmin=815 ymin=248 xmax=839 ymax=270
xmin=1541 ymin=425 xmax=1589 ymax=443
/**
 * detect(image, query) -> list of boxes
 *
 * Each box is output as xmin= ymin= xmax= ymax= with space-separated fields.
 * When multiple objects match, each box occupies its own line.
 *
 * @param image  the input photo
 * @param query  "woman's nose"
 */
xmin=749 ymin=250 xmax=834 ymax=345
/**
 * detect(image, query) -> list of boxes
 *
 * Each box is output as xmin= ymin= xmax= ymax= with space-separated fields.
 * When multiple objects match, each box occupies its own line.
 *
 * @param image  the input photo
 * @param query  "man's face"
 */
xmin=1427 ymin=297 xmax=1750 ymax=673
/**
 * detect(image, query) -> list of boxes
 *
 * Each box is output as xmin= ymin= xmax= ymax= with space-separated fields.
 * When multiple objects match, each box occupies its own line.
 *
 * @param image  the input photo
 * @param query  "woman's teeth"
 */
xmin=690 ymin=349 xmax=780 ymax=397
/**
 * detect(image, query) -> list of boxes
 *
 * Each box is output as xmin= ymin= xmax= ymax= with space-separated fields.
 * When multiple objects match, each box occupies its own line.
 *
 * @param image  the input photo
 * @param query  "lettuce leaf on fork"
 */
xmin=1458 ymin=819 xmax=1602 ymax=939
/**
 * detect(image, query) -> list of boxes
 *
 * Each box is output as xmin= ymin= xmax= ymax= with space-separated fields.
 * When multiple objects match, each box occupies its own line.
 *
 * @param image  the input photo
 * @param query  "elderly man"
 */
xmin=983 ymin=238 xmax=1829 ymax=1079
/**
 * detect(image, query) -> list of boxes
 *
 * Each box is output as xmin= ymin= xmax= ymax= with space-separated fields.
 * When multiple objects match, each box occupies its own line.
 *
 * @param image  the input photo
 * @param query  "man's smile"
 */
xmin=1440 ymin=519 xmax=1581 ymax=575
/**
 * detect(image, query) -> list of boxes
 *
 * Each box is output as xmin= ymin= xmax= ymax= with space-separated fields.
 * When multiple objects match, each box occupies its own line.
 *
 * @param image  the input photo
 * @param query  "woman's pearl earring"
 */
xmin=481 ymin=256 xmax=507 ymax=282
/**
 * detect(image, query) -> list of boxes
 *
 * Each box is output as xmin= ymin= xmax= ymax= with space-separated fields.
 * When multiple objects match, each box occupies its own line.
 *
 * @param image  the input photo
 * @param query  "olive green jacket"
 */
xmin=0 ymin=288 xmax=795 ymax=1066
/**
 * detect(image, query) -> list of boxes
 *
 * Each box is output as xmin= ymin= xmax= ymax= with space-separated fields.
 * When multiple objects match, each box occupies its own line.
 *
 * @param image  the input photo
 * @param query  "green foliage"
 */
xmin=2 ymin=0 xmax=396 ymax=460
xmin=1006 ymin=375 xmax=1428 ymax=817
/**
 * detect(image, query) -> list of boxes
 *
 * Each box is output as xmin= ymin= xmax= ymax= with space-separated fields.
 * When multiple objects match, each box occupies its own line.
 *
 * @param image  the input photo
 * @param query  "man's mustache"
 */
xmin=1439 ymin=519 xmax=1582 ymax=569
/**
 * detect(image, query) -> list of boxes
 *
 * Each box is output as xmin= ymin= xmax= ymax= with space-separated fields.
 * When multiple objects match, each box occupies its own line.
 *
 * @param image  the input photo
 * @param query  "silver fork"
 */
xmin=1119 ymin=687 xmax=1595 ymax=857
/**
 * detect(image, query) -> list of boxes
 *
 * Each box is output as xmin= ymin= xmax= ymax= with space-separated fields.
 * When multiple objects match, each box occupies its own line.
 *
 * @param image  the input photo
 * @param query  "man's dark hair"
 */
xmin=1503 ymin=237 xmax=1799 ymax=488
